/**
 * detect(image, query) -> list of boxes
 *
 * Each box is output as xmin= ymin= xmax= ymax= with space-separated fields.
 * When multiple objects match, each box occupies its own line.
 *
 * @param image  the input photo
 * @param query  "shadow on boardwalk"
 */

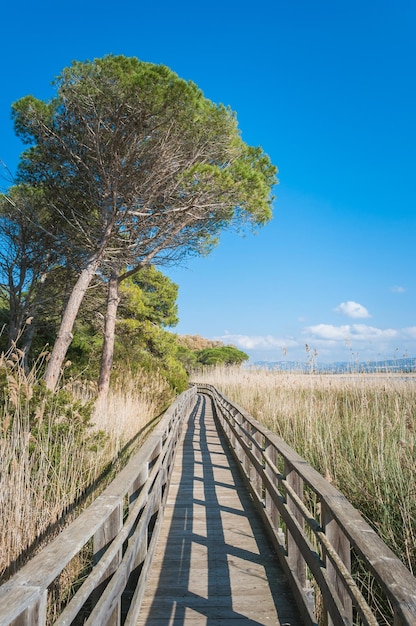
xmin=137 ymin=394 xmax=303 ymax=625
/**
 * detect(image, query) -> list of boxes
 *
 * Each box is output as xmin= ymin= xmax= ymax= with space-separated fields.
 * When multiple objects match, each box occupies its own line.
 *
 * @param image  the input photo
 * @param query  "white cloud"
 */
xmin=305 ymin=324 xmax=351 ymax=341
xmin=215 ymin=323 xmax=416 ymax=364
xmin=305 ymin=324 xmax=398 ymax=342
xmin=334 ymin=301 xmax=371 ymax=319
xmin=391 ymin=286 xmax=406 ymax=293
xmin=218 ymin=333 xmax=298 ymax=351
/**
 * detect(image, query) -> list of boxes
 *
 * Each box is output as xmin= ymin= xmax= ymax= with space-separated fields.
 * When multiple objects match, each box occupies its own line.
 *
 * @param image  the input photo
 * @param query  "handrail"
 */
xmin=196 ymin=383 xmax=416 ymax=626
xmin=0 ymin=386 xmax=197 ymax=626
xmin=2 ymin=383 xmax=416 ymax=626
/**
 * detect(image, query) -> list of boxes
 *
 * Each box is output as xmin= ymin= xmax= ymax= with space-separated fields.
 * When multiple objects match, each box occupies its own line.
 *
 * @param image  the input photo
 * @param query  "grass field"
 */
xmin=194 ymin=366 xmax=416 ymax=576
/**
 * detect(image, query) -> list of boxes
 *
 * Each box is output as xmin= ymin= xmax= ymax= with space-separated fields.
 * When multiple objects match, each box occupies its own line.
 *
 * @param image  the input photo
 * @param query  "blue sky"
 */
xmin=1 ymin=1 xmax=415 ymax=364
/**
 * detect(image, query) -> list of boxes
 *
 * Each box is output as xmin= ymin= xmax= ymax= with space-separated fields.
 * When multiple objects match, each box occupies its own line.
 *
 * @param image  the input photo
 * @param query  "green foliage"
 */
xmin=196 ymin=345 xmax=249 ymax=366
xmin=113 ymin=267 xmax=187 ymax=391
xmin=115 ymin=319 xmax=188 ymax=392
xmin=66 ymin=323 xmax=103 ymax=378
xmin=176 ymin=345 xmax=198 ymax=372
xmin=0 ymin=359 xmax=104 ymax=483
xmin=119 ymin=267 xmax=179 ymax=328
xmin=12 ymin=54 xmax=277 ymax=264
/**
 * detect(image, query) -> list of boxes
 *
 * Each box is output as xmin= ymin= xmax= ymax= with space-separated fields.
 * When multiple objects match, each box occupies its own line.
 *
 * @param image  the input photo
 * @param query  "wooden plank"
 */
xmin=135 ymin=394 xmax=303 ymax=625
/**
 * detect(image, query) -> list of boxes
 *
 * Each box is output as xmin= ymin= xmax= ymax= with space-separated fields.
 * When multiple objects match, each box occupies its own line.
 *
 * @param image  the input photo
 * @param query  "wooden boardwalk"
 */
xmin=137 ymin=393 xmax=303 ymax=626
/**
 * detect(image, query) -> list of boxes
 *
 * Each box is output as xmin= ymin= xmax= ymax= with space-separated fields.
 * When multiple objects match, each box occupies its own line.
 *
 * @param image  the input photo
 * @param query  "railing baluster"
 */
xmin=243 ymin=419 xmax=250 ymax=475
xmin=321 ymin=501 xmax=353 ymax=625
xmin=125 ymin=463 xmax=149 ymax=601
xmin=252 ymin=428 xmax=263 ymax=499
xmin=19 ymin=591 xmax=48 ymax=626
xmin=93 ymin=499 xmax=123 ymax=625
xmin=264 ymin=441 xmax=283 ymax=543
xmin=284 ymin=460 xmax=307 ymax=589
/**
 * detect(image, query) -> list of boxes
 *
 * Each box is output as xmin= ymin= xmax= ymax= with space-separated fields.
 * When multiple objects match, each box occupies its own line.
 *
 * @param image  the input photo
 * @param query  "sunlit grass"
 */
xmin=194 ymin=366 xmax=416 ymax=574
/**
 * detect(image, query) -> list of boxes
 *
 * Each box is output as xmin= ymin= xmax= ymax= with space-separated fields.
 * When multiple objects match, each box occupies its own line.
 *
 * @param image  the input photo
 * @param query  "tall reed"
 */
xmin=0 ymin=354 xmax=172 ymax=581
xmin=195 ymin=366 xmax=416 ymax=574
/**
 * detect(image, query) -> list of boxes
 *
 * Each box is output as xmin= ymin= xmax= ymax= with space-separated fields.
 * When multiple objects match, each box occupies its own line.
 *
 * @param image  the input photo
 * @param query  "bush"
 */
xmin=196 ymin=345 xmax=249 ymax=366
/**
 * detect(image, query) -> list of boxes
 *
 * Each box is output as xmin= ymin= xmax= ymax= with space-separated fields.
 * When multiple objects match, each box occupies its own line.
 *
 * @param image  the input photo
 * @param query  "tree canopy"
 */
xmin=9 ymin=55 xmax=277 ymax=392
xmin=13 ymin=55 xmax=277 ymax=265
xmin=196 ymin=345 xmax=249 ymax=366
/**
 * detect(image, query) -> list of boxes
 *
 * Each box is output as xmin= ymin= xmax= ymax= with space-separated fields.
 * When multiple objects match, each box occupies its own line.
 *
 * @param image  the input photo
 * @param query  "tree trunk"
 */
xmin=21 ymin=319 xmax=36 ymax=373
xmin=7 ymin=267 xmax=22 ymax=349
xmin=20 ymin=266 xmax=50 ymax=372
xmin=44 ymin=253 xmax=102 ymax=390
xmin=95 ymin=230 xmax=185 ymax=403
xmin=97 ymin=274 xmax=120 ymax=400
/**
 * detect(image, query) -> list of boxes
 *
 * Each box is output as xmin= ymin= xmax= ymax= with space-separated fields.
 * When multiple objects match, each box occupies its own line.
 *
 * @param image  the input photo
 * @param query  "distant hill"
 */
xmin=253 ymin=357 xmax=416 ymax=374
xmin=176 ymin=334 xmax=224 ymax=351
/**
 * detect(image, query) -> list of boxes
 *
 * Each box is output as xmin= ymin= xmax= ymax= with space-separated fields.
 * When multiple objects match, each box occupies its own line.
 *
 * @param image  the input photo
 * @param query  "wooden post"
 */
xmin=232 ymin=410 xmax=243 ymax=464
xmin=20 ymin=591 xmax=47 ymax=625
xmin=252 ymin=429 xmax=263 ymax=499
xmin=228 ymin=407 xmax=236 ymax=451
xmin=127 ymin=463 xmax=149 ymax=594
xmin=264 ymin=441 xmax=283 ymax=542
xmin=321 ymin=501 xmax=353 ymax=626
xmin=285 ymin=460 xmax=306 ymax=588
xmin=128 ymin=465 xmax=149 ymax=505
xmin=93 ymin=499 xmax=123 ymax=626
xmin=243 ymin=417 xmax=251 ymax=478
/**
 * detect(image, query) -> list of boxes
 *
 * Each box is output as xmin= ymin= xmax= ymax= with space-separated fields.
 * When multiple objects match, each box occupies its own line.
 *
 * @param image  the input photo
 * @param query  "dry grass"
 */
xmin=194 ymin=366 xmax=416 ymax=574
xmin=92 ymin=370 xmax=174 ymax=458
xmin=0 ymin=355 xmax=172 ymax=581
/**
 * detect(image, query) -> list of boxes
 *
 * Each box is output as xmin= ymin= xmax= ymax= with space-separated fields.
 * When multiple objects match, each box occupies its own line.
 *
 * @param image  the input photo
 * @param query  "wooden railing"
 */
xmin=0 ymin=386 xmax=197 ymax=626
xmin=197 ymin=383 xmax=416 ymax=626
xmin=2 ymin=384 xmax=416 ymax=626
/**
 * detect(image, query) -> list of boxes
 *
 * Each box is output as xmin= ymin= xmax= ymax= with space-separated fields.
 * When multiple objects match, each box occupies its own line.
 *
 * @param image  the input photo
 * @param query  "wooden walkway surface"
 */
xmin=136 ymin=393 xmax=303 ymax=625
